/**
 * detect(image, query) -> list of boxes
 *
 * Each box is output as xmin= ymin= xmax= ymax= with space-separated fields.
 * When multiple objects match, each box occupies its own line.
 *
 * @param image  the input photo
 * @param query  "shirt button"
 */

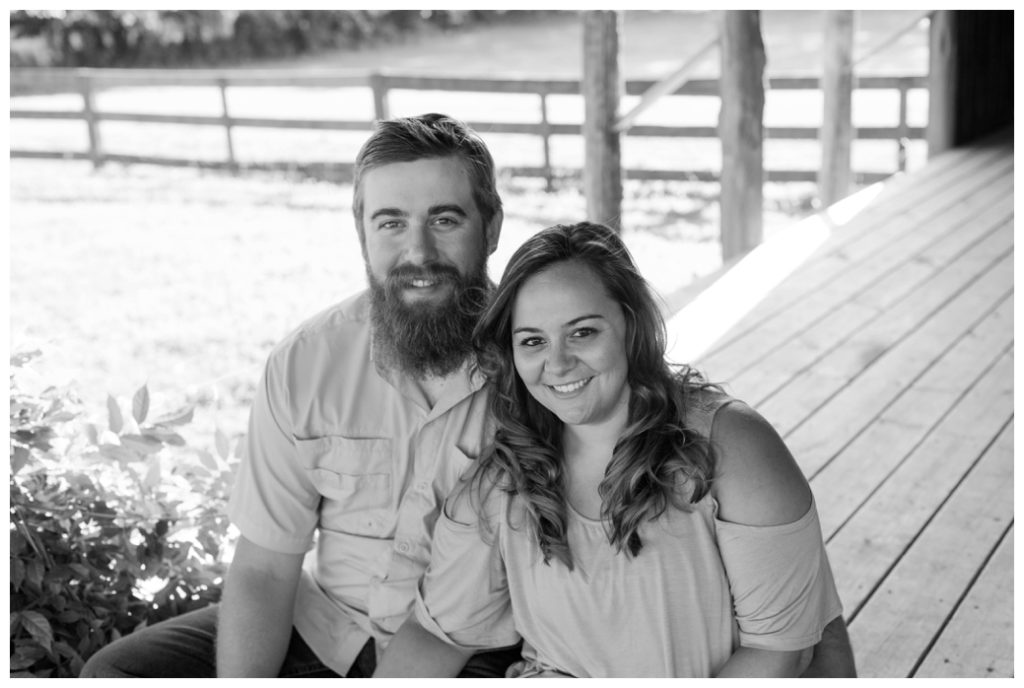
xmin=418 ymin=481 xmax=430 ymax=492
xmin=397 ymin=541 xmax=410 ymax=553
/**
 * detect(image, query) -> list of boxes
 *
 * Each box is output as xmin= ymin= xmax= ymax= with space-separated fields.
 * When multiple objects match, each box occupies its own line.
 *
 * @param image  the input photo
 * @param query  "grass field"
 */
xmin=9 ymin=10 xmax=931 ymax=446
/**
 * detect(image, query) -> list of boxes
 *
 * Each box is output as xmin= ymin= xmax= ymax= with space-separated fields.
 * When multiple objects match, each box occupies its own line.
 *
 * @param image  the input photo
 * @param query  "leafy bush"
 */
xmin=9 ymin=349 xmax=240 ymax=678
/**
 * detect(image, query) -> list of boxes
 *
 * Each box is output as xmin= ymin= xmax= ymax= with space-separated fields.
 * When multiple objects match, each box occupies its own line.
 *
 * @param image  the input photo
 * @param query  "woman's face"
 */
xmin=510 ymin=260 xmax=630 ymax=430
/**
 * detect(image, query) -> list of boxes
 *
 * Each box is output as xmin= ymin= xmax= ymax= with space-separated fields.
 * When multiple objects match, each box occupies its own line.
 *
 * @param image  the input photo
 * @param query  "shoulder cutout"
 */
xmin=710 ymin=401 xmax=812 ymax=527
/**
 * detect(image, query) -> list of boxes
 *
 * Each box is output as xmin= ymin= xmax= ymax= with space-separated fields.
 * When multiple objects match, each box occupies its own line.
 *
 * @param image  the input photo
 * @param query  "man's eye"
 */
xmin=433 ymin=216 xmax=459 ymax=228
xmin=378 ymin=219 xmax=403 ymax=231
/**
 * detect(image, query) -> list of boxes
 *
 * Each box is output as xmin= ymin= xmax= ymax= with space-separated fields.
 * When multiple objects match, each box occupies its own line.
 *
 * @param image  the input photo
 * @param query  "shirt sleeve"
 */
xmin=414 ymin=491 xmax=521 ymax=651
xmin=227 ymin=354 xmax=320 ymax=554
xmin=715 ymin=499 xmax=843 ymax=651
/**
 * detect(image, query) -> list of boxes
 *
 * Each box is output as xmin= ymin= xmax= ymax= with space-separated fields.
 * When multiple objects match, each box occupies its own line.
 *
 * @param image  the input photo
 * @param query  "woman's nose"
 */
xmin=544 ymin=341 xmax=575 ymax=376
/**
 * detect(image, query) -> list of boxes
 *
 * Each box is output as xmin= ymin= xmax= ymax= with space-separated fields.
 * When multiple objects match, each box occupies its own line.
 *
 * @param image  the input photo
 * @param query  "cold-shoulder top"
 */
xmin=413 ymin=392 xmax=843 ymax=677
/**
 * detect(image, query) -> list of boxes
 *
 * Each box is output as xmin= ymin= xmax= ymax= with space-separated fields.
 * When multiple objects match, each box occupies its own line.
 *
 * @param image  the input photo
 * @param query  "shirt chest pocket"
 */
xmin=295 ymin=436 xmax=393 ymax=536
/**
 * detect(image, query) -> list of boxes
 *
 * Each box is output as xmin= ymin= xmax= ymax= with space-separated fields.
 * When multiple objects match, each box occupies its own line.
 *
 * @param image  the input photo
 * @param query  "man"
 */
xmin=82 ymin=113 xmax=855 ymax=678
xmin=81 ymin=113 xmax=518 ymax=677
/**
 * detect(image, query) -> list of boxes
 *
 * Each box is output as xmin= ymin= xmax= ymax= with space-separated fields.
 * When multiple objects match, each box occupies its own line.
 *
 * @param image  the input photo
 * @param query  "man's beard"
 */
xmin=368 ymin=260 xmax=491 ymax=379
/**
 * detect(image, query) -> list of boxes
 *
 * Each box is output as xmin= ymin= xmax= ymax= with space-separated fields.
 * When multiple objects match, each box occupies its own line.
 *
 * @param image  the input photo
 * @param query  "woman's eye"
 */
xmin=571 ymin=327 xmax=597 ymax=338
xmin=517 ymin=336 xmax=544 ymax=348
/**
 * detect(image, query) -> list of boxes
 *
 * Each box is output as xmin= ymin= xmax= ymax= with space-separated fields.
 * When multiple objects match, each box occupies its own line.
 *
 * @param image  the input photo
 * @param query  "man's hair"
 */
xmin=466 ymin=221 xmax=718 ymax=569
xmin=352 ymin=113 xmax=502 ymax=235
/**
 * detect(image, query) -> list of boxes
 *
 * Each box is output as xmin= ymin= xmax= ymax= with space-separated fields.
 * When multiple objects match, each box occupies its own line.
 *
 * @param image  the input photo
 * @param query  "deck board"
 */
xmin=681 ymin=130 xmax=1013 ymax=678
xmin=914 ymin=526 xmax=1014 ymax=678
xmin=846 ymin=420 xmax=1013 ymax=677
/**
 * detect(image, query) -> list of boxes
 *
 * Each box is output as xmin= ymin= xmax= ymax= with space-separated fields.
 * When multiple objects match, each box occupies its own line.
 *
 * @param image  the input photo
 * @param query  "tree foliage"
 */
xmin=10 ymin=10 xmax=536 ymax=68
xmin=9 ymin=349 xmax=239 ymax=677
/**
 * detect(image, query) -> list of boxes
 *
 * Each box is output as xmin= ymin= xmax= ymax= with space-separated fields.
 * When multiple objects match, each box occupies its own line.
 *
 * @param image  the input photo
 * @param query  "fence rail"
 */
xmin=10 ymin=68 xmax=927 ymax=185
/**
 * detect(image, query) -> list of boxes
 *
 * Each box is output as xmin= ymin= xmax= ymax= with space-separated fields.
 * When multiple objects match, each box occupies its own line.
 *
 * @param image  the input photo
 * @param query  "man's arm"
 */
xmin=374 ymin=615 xmax=474 ymax=677
xmin=216 ymin=535 xmax=305 ymax=677
xmin=801 ymin=615 xmax=857 ymax=677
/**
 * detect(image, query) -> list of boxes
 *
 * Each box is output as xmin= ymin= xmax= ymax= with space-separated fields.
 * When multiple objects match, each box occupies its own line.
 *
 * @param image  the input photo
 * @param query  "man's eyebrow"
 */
xmin=369 ymin=207 xmax=407 ymax=222
xmin=429 ymin=204 xmax=468 ymax=217
xmin=512 ymin=314 xmax=605 ymax=335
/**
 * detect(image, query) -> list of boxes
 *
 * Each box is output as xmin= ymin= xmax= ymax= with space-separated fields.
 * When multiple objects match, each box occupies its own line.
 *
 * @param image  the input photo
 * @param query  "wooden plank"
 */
xmin=824 ymin=349 xmax=1013 ymax=615
xmin=718 ymin=9 xmax=765 ymax=260
xmin=811 ymin=294 xmax=1012 ymax=538
xmin=722 ymin=214 xmax=1010 ymax=407
xmin=698 ymin=144 xmax=1012 ymax=357
xmin=914 ymin=526 xmax=1014 ymax=678
xmin=846 ymin=419 xmax=1013 ymax=677
xmin=767 ymin=250 xmax=1012 ymax=469
xmin=614 ymin=36 xmax=718 ymax=133
xmin=701 ymin=168 xmax=1012 ymax=383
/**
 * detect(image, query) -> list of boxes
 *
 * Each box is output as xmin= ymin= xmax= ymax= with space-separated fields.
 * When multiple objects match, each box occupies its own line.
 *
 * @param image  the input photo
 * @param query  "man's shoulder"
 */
xmin=269 ymin=290 xmax=371 ymax=362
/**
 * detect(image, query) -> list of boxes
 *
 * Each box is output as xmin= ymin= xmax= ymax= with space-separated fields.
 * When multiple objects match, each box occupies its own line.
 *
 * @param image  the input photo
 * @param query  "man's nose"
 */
xmin=402 ymin=223 xmax=438 ymax=265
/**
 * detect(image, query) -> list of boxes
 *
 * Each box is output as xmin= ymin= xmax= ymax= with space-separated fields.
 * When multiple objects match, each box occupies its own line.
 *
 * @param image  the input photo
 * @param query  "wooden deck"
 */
xmin=668 ymin=129 xmax=1014 ymax=678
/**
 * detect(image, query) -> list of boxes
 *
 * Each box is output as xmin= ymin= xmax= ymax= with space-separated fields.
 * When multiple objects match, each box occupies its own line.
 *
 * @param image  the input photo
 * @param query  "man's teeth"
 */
xmin=410 ymin=279 xmax=436 ymax=288
xmin=551 ymin=378 xmax=590 ymax=393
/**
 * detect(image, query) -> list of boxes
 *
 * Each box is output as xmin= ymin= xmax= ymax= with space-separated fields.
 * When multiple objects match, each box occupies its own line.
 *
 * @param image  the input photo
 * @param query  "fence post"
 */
xmin=79 ymin=74 xmax=103 ymax=169
xmin=582 ymin=10 xmax=623 ymax=231
xmin=218 ymin=78 xmax=238 ymax=174
xmin=370 ymin=73 xmax=390 ymax=122
xmin=539 ymin=91 xmax=554 ymax=191
xmin=718 ymin=10 xmax=764 ymax=261
xmin=897 ymin=79 xmax=910 ymax=171
xmin=819 ymin=10 xmax=855 ymax=206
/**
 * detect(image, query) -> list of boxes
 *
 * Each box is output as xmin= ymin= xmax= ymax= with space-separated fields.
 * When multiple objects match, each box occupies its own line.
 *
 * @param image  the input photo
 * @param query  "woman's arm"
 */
xmin=710 ymin=401 xmax=816 ymax=677
xmin=374 ymin=616 xmax=474 ymax=677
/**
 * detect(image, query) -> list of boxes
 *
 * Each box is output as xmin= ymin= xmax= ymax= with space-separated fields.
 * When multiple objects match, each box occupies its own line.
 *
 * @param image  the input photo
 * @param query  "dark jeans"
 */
xmin=79 ymin=604 xmax=520 ymax=678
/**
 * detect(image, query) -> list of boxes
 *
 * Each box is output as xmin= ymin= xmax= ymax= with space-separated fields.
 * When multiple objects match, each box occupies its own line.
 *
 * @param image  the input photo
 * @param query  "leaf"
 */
xmin=144 ymin=456 xmax=162 ymax=490
xmin=120 ymin=434 xmax=164 ymax=455
xmin=10 ymin=349 xmax=42 ymax=368
xmin=197 ymin=449 xmax=219 ymax=472
xmin=132 ymin=384 xmax=150 ymax=424
xmin=215 ymin=428 xmax=230 ymax=461
xmin=106 ymin=394 xmax=124 ymax=434
xmin=11 ymin=558 xmax=26 ymax=591
xmin=141 ymin=426 xmax=185 ymax=446
xmin=84 ymin=423 xmax=99 ymax=445
xmin=151 ymin=404 xmax=195 ymax=428
xmin=19 ymin=611 xmax=53 ymax=653
xmin=9 ymin=644 xmax=46 ymax=670
xmin=26 ymin=559 xmax=45 ymax=590
xmin=11 ymin=445 xmax=31 ymax=475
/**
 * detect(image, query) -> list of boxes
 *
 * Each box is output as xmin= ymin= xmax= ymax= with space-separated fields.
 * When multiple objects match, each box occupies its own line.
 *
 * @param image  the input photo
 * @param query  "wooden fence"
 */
xmin=10 ymin=68 xmax=926 ymax=185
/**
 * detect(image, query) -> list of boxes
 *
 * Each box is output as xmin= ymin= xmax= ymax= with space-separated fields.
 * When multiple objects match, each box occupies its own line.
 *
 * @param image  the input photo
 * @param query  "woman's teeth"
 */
xmin=551 ymin=378 xmax=590 ymax=393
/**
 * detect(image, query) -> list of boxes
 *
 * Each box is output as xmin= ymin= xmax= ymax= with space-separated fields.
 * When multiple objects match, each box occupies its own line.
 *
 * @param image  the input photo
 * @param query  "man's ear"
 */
xmin=485 ymin=209 xmax=503 ymax=256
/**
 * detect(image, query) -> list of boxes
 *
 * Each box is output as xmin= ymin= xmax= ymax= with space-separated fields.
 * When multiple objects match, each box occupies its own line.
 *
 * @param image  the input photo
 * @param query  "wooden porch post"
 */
xmin=718 ymin=10 xmax=765 ymax=261
xmin=819 ymin=10 xmax=855 ymax=206
xmin=582 ymin=10 xmax=623 ymax=231
xmin=927 ymin=10 xmax=956 ymax=157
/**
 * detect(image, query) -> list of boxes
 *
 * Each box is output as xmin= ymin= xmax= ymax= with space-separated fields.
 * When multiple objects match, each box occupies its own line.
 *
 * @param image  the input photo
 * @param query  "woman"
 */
xmin=377 ymin=222 xmax=843 ymax=677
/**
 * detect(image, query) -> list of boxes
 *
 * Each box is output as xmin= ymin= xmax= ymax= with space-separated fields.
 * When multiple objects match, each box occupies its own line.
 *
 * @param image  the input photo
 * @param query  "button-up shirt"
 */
xmin=227 ymin=290 xmax=490 ymax=674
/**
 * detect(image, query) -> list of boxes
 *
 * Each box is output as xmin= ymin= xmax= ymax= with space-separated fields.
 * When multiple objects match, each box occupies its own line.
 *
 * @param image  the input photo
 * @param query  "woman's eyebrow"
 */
xmin=512 ymin=314 xmax=605 ymax=335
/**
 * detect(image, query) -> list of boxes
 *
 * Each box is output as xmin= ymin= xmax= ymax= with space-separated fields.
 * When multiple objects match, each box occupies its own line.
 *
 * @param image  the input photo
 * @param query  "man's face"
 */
xmin=358 ymin=155 xmax=501 ymax=378
xmin=359 ymin=156 xmax=499 ymax=308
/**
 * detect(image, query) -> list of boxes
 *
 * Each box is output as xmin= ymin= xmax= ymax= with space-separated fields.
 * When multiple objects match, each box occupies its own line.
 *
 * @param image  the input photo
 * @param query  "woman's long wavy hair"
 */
xmin=468 ymin=221 xmax=718 ymax=569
